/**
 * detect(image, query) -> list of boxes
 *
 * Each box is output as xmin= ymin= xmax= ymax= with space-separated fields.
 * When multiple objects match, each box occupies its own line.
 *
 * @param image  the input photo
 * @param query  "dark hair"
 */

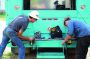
xmin=29 ymin=16 xmax=37 ymax=21
xmin=64 ymin=17 xmax=71 ymax=26
xmin=29 ymin=16 xmax=33 ymax=19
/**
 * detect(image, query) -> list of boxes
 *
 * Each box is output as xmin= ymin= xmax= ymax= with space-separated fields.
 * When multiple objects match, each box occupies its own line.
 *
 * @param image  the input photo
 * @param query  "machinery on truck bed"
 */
xmin=6 ymin=0 xmax=90 ymax=59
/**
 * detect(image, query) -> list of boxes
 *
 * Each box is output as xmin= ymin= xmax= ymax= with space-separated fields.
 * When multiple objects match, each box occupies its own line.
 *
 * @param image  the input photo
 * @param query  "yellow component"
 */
xmin=67 ymin=40 xmax=73 ymax=44
xmin=51 ymin=28 xmax=56 ymax=31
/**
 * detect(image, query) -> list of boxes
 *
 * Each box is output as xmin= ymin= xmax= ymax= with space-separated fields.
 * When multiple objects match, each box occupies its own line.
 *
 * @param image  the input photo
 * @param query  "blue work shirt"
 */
xmin=67 ymin=20 xmax=90 ymax=37
xmin=8 ymin=15 xmax=29 ymax=32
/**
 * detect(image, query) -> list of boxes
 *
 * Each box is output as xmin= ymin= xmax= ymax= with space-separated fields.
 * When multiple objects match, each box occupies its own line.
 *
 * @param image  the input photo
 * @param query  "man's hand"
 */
xmin=29 ymin=38 xmax=35 ymax=41
xmin=62 ymin=35 xmax=72 ymax=45
xmin=29 ymin=38 xmax=35 ymax=45
xmin=18 ymin=29 xmax=32 ymax=41
xmin=62 ymin=40 xmax=66 ymax=45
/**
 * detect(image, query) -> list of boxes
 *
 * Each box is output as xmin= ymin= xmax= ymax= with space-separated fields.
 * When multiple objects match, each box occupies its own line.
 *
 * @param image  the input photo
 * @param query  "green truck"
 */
xmin=6 ymin=0 xmax=90 ymax=59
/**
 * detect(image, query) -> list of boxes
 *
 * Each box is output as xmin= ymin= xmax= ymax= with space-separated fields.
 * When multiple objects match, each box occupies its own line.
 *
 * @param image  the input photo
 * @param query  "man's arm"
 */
xmin=62 ymin=20 xmax=74 ymax=44
xmin=17 ymin=29 xmax=31 ymax=41
xmin=62 ymin=35 xmax=72 ymax=44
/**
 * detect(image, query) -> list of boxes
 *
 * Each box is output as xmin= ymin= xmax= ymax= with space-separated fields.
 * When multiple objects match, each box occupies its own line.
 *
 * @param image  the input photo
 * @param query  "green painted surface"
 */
xmin=7 ymin=40 xmax=64 ymax=47
xmin=37 ymin=52 xmax=65 ymax=59
xmin=5 ymin=0 xmax=90 ymax=34
xmin=35 ymin=40 xmax=64 ymax=47
xmin=7 ymin=40 xmax=76 ymax=49
xmin=5 ymin=0 xmax=90 ymax=49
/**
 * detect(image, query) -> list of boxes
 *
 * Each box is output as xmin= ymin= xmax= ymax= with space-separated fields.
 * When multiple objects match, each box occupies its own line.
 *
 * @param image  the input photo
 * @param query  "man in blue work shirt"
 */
xmin=62 ymin=17 xmax=90 ymax=59
xmin=0 ymin=10 xmax=39 ymax=59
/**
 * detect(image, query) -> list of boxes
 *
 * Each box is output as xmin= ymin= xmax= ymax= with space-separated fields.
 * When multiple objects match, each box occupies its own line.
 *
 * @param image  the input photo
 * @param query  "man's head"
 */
xmin=64 ymin=17 xmax=71 ymax=26
xmin=29 ymin=10 xmax=39 ymax=23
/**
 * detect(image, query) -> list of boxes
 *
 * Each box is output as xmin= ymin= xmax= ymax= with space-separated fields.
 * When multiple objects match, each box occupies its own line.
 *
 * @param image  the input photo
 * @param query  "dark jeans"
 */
xmin=76 ymin=35 xmax=90 ymax=59
xmin=0 ymin=27 xmax=25 ymax=59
